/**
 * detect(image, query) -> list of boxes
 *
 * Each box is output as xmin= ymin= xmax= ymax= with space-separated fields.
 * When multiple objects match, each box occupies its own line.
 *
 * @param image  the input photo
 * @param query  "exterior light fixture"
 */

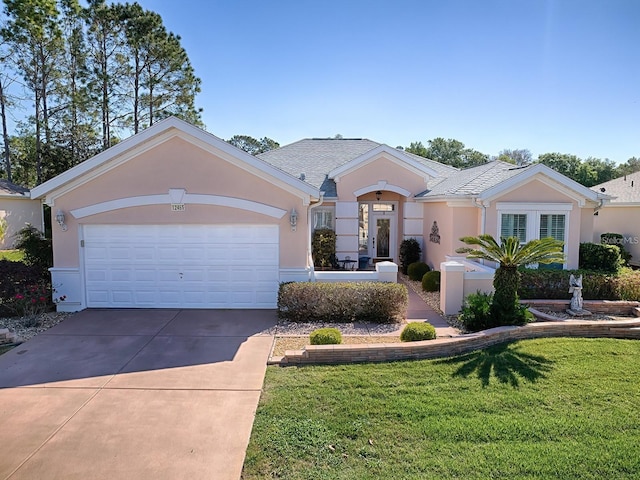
xmin=55 ymin=210 xmax=68 ymax=231
xmin=290 ymin=208 xmax=298 ymax=231
xmin=376 ymin=190 xmax=382 ymax=201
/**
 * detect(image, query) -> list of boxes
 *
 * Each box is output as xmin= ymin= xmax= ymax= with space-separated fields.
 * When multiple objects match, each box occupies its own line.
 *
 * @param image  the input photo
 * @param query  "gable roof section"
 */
xmin=417 ymin=161 xmax=607 ymax=207
xmin=591 ymin=171 xmax=640 ymax=204
xmin=30 ymin=117 xmax=319 ymax=205
xmin=257 ymin=139 xmax=457 ymax=198
xmin=0 ymin=179 xmax=30 ymax=198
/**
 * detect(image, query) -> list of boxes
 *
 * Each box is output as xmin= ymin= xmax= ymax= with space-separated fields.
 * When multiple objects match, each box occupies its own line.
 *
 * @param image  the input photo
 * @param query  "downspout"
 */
xmin=473 ymin=198 xmax=487 ymax=235
xmin=307 ymin=191 xmax=325 ymax=281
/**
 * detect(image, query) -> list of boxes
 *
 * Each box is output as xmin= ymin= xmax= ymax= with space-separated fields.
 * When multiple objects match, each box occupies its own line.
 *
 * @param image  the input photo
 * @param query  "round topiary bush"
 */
xmin=422 ymin=270 xmax=441 ymax=292
xmin=407 ymin=261 xmax=430 ymax=281
xmin=400 ymin=322 xmax=436 ymax=342
xmin=309 ymin=327 xmax=342 ymax=345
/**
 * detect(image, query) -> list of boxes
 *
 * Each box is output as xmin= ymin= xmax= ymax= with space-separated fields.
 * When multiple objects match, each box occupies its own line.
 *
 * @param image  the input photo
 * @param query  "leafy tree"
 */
xmin=537 ymin=152 xmax=581 ymax=181
xmin=405 ymin=141 xmax=428 ymax=157
xmin=457 ymin=235 xmax=565 ymax=325
xmin=497 ymin=148 xmax=532 ymax=166
xmin=227 ymin=135 xmax=279 ymax=155
xmin=617 ymin=157 xmax=640 ymax=176
xmin=424 ymin=137 xmax=488 ymax=168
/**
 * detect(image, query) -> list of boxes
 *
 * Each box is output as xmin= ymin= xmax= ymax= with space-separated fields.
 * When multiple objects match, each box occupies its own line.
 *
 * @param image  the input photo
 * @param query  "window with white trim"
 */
xmin=496 ymin=203 xmax=572 ymax=269
xmin=313 ymin=208 xmax=334 ymax=230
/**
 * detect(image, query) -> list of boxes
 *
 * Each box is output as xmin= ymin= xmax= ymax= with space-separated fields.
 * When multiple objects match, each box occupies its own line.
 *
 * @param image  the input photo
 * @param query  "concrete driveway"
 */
xmin=0 ymin=309 xmax=277 ymax=480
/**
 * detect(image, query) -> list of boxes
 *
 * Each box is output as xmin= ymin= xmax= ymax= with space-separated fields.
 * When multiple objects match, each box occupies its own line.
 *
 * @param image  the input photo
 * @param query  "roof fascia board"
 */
xmin=329 ymin=145 xmax=439 ymax=182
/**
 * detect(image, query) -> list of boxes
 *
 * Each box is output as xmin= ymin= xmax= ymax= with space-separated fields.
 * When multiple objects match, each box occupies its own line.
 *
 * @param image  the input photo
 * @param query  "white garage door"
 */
xmin=83 ymin=224 xmax=279 ymax=308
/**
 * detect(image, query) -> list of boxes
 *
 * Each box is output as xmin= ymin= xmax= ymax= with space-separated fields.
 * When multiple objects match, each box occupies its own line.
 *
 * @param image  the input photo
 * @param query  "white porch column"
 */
xmin=440 ymin=260 xmax=465 ymax=315
xmin=376 ymin=261 xmax=398 ymax=282
xmin=403 ymin=201 xmax=424 ymax=258
xmin=335 ymin=201 xmax=359 ymax=262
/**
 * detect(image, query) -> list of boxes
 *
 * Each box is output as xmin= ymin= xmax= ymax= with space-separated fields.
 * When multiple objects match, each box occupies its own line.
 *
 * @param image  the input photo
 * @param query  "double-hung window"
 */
xmin=500 ymin=213 xmax=527 ymax=243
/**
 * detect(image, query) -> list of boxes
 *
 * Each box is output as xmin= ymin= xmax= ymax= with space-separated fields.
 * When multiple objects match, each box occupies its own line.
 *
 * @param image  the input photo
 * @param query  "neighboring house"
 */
xmin=592 ymin=171 xmax=640 ymax=267
xmin=0 ymin=179 xmax=43 ymax=249
xmin=30 ymin=117 xmax=608 ymax=311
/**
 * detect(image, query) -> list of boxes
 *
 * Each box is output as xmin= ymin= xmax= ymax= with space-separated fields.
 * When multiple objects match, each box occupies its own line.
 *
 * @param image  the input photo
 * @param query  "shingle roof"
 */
xmin=0 ymin=179 xmax=30 ymax=197
xmin=257 ymin=139 xmax=381 ymax=197
xmin=417 ymin=161 xmax=527 ymax=197
xmin=591 ymin=171 xmax=640 ymax=203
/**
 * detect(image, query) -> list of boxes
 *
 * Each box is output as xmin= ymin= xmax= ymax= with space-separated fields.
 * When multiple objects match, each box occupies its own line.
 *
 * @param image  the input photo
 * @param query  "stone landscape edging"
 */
xmin=271 ymin=318 xmax=640 ymax=366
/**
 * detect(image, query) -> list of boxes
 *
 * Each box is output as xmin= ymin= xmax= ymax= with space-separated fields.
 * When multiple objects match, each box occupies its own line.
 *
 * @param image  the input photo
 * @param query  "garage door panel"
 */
xmin=83 ymin=224 xmax=279 ymax=308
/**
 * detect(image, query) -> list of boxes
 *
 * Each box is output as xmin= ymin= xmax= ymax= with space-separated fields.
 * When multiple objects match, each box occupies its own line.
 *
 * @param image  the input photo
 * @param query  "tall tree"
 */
xmin=617 ymin=157 xmax=640 ymax=176
xmin=425 ymin=137 xmax=488 ymax=168
xmin=3 ymin=0 xmax=63 ymax=184
xmin=405 ymin=141 xmax=428 ymax=157
xmin=84 ymin=0 xmax=128 ymax=149
xmin=497 ymin=148 xmax=532 ymax=166
xmin=536 ymin=152 xmax=582 ymax=181
xmin=227 ymin=135 xmax=279 ymax=155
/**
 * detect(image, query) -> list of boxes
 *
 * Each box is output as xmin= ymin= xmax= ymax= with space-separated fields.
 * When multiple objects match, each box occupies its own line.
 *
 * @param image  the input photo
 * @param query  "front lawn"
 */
xmin=243 ymin=338 xmax=640 ymax=479
xmin=0 ymin=249 xmax=24 ymax=262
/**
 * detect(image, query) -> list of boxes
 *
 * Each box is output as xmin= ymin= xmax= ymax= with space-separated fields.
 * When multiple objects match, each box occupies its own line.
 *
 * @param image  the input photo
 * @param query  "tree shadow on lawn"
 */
xmin=435 ymin=341 xmax=555 ymax=388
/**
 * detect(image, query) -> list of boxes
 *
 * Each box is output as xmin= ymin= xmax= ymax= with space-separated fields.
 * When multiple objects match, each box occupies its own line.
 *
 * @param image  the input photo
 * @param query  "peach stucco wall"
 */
xmin=0 ymin=198 xmax=43 ymax=249
xmin=594 ymin=206 xmax=640 ymax=266
xmin=336 ymin=155 xmax=428 ymax=201
xmin=51 ymin=137 xmax=308 ymax=268
xmin=423 ymin=202 xmax=480 ymax=270
xmin=484 ymin=180 xmax=590 ymax=269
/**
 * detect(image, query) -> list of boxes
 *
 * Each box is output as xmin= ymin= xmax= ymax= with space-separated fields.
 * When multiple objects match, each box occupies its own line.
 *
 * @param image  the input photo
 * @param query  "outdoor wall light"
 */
xmin=376 ymin=190 xmax=382 ymax=201
xmin=290 ymin=208 xmax=298 ymax=231
xmin=55 ymin=210 xmax=68 ymax=231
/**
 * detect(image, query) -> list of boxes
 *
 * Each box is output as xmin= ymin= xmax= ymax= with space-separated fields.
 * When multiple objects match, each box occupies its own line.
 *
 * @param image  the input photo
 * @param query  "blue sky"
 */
xmin=143 ymin=0 xmax=639 ymax=163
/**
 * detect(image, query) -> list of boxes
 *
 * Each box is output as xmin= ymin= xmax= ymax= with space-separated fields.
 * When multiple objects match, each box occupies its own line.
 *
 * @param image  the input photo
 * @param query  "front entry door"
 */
xmin=371 ymin=207 xmax=396 ymax=263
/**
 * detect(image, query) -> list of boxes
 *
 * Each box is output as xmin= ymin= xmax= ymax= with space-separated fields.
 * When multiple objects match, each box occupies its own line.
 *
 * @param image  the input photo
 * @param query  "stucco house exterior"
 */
xmin=0 ymin=179 xmax=44 ymax=249
xmin=592 ymin=170 xmax=640 ymax=267
xmin=30 ymin=117 xmax=608 ymax=311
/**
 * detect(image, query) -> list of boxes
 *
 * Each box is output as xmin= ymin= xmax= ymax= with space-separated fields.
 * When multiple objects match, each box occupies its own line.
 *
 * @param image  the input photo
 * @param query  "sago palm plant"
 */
xmin=457 ymin=235 xmax=565 ymax=325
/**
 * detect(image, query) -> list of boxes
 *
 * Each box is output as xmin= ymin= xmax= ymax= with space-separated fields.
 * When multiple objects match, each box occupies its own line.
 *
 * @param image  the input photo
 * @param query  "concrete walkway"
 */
xmin=404 ymin=282 xmax=459 ymax=337
xmin=0 ymin=309 xmax=277 ymax=480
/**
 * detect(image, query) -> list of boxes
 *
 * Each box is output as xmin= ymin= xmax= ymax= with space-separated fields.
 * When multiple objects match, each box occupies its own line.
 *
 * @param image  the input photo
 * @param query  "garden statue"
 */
xmin=567 ymin=274 xmax=591 ymax=316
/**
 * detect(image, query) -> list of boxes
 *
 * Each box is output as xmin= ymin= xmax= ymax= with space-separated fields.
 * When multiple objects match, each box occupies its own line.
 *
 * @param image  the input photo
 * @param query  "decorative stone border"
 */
xmin=524 ymin=299 xmax=640 ymax=315
xmin=271 ymin=319 xmax=640 ymax=366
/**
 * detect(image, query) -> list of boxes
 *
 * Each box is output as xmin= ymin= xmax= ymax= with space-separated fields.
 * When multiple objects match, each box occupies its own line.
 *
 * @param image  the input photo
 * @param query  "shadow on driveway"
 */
xmin=0 ymin=308 xmax=277 ymax=389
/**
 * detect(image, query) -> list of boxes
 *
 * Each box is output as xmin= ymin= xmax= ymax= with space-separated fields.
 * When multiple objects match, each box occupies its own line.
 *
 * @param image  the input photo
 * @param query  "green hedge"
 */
xmin=422 ymin=270 xmax=441 ymax=292
xmin=519 ymin=268 xmax=640 ymax=301
xmin=278 ymin=282 xmax=408 ymax=323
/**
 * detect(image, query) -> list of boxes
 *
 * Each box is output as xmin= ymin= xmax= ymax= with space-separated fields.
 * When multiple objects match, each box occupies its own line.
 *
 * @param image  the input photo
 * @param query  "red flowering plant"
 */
xmin=8 ymin=283 xmax=56 ymax=326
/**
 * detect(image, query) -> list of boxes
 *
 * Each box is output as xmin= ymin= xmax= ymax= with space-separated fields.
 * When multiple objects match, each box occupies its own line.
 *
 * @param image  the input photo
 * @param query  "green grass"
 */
xmin=243 ymin=338 xmax=640 ymax=479
xmin=0 ymin=345 xmax=14 ymax=355
xmin=0 ymin=249 xmax=24 ymax=262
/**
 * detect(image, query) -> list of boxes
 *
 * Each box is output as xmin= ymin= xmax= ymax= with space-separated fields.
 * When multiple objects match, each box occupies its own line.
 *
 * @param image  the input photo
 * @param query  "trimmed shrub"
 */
xmin=312 ymin=228 xmax=337 ymax=269
xmin=399 ymin=238 xmax=421 ymax=275
xmin=579 ymin=242 xmax=623 ymax=273
xmin=310 ymin=328 xmax=342 ymax=345
xmin=601 ymin=233 xmax=633 ymax=266
xmin=14 ymin=225 xmax=52 ymax=274
xmin=422 ymin=270 xmax=441 ymax=292
xmin=278 ymin=282 xmax=408 ymax=323
xmin=459 ymin=291 xmax=493 ymax=332
xmin=400 ymin=322 xmax=436 ymax=342
xmin=407 ymin=261 xmax=430 ymax=281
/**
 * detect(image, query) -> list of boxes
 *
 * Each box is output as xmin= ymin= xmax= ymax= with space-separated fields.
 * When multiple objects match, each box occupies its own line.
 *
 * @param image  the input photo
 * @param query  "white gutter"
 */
xmin=307 ymin=192 xmax=325 ymax=281
xmin=473 ymin=198 xmax=487 ymax=235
